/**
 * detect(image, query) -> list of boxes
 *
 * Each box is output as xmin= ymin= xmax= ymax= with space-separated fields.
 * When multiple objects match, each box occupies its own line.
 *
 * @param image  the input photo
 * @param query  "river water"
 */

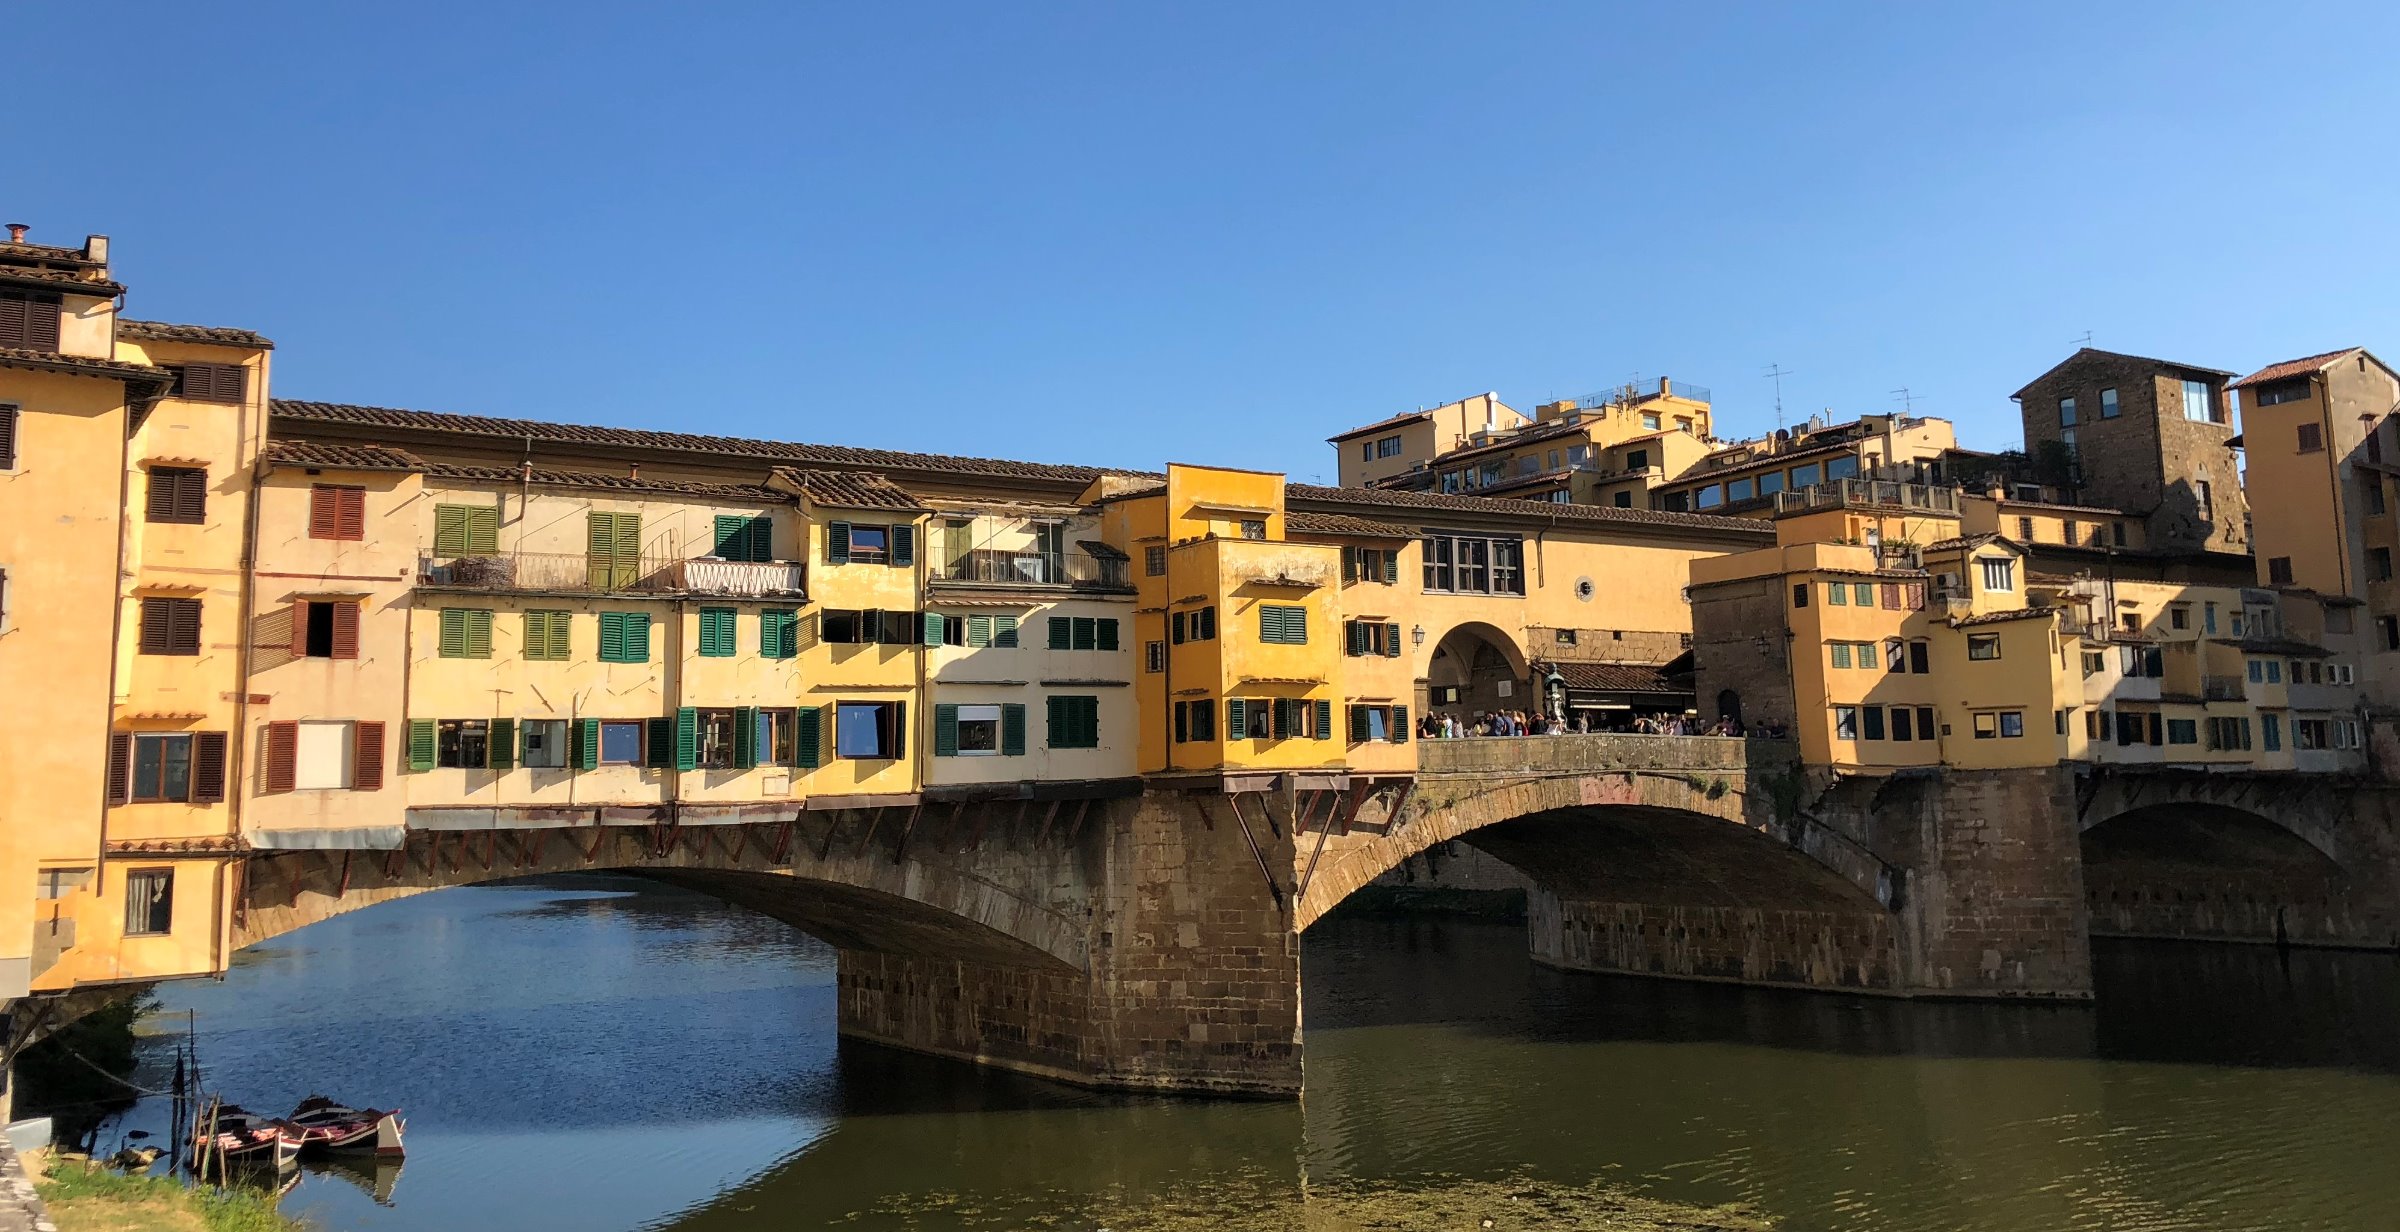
xmin=108 ymin=875 xmax=2400 ymax=1231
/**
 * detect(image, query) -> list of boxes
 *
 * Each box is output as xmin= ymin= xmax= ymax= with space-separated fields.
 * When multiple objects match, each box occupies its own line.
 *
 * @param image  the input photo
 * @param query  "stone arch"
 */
xmin=233 ymin=812 xmax=1094 ymax=974
xmin=1420 ymin=620 xmax=1531 ymax=716
xmin=2077 ymin=771 xmax=2346 ymax=863
xmin=2077 ymin=790 xmax=2392 ymax=948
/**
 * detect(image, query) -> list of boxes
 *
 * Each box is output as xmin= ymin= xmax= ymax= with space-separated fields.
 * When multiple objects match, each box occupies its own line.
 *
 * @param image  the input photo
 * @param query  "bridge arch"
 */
xmin=1420 ymin=620 xmax=1529 ymax=716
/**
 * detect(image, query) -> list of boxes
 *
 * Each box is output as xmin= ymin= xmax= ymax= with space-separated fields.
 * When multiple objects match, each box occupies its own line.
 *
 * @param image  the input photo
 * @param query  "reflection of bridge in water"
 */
xmin=231 ymin=735 xmax=2400 ymax=1097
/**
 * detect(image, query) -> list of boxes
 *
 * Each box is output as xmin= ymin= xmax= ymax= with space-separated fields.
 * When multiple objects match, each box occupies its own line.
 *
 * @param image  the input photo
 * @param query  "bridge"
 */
xmin=219 ymin=736 xmax=2400 ymax=1098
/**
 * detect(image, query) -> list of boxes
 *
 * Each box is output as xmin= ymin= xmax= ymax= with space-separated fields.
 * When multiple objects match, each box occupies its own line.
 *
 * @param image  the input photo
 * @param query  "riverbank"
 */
xmin=33 ymin=1156 xmax=297 ymax=1232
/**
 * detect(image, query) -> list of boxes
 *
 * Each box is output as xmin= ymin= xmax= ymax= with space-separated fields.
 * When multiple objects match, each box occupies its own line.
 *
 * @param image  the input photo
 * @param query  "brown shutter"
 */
xmin=177 ymin=469 xmax=205 ymax=523
xmin=289 ymin=600 xmax=310 ymax=656
xmin=0 ymin=296 xmax=24 ymax=349
xmin=331 ymin=602 xmax=360 ymax=659
xmin=309 ymin=486 xmax=338 ymax=538
xmin=191 ymin=732 xmax=228 ymax=804
xmin=336 ymin=487 xmax=365 ymax=540
xmin=353 ymin=722 xmax=385 ymax=791
xmin=170 ymin=599 xmax=200 ymax=654
xmin=24 ymin=296 xmax=58 ymax=353
xmin=0 ymin=406 xmax=16 ymax=470
xmin=264 ymin=721 xmax=299 ymax=793
xmin=145 ymin=470 xmax=174 ymax=522
xmin=106 ymin=732 xmax=132 ymax=805
xmin=138 ymin=599 xmax=171 ymax=655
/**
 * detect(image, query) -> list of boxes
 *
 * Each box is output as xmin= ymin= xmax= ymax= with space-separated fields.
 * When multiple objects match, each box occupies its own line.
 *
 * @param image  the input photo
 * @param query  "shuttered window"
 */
xmin=1258 ymin=604 xmax=1308 ymax=644
xmin=437 ymin=608 xmax=493 ymax=658
xmin=711 ymin=514 xmax=773 ymax=562
xmin=698 ymin=607 xmax=737 ymax=657
xmin=522 ymin=610 xmax=572 ymax=661
xmin=760 ymin=608 xmax=799 ymax=658
xmin=292 ymin=599 xmax=361 ymax=659
xmin=597 ymin=611 xmax=651 ymax=663
xmin=0 ymin=404 xmax=17 ymax=470
xmin=144 ymin=467 xmax=207 ymax=524
xmin=1046 ymin=695 xmax=1100 ymax=750
xmin=138 ymin=597 xmax=202 ymax=655
xmin=433 ymin=504 xmax=499 ymax=556
xmin=169 ymin=363 xmax=247 ymax=404
xmin=353 ymin=722 xmax=386 ymax=791
xmin=586 ymin=512 xmax=642 ymax=589
xmin=262 ymin=722 xmax=299 ymax=792
xmin=309 ymin=485 xmax=366 ymax=541
xmin=0 ymin=292 xmax=61 ymax=352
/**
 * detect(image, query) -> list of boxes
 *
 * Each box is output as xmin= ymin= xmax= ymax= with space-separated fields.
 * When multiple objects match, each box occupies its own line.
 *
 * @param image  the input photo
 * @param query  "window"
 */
xmin=598 ymin=720 xmax=645 ymax=765
xmin=521 ymin=719 xmax=569 ymax=769
xmin=2182 ymin=379 xmax=2218 ymax=423
xmin=124 ymin=869 xmax=173 ymax=937
xmin=0 ymin=291 xmax=63 ymax=352
xmin=1348 ymin=620 xmax=1402 ymax=657
xmin=1145 ymin=546 xmax=1166 ymax=576
xmin=2337 ymin=718 xmax=2362 ymax=750
xmin=1046 ymin=615 xmax=1120 ymax=651
xmin=1641 ymin=413 xmax=1661 ymax=430
xmin=1826 ymin=582 xmax=1847 ymax=606
xmin=755 ymin=608 xmax=799 ymax=659
xmin=2254 ymin=378 xmax=2311 ymax=407
xmin=1625 ymin=448 xmax=1649 ymax=471
xmin=1979 ymin=559 xmax=2015 ymax=592
xmin=283 ymin=719 xmax=355 ymax=789
xmin=1046 ymin=695 xmax=1100 ymax=749
xmin=2297 ymin=422 xmax=2324 ymax=453
xmin=1892 ymin=708 xmax=1915 ymax=741
xmin=2162 ymin=716 xmax=2200 ymax=745
xmin=1909 ymin=641 xmax=1930 ymax=673
xmin=1917 ymin=706 xmax=1937 ymax=738
xmin=2374 ymin=549 xmax=2393 ymax=582
xmin=2382 ymin=616 xmax=2400 ymax=651
xmin=1967 ymin=634 xmax=2001 ymax=661
xmin=1373 ymin=435 xmax=1404 ymax=459
xmin=1998 ymin=711 xmax=2025 ymax=738
xmin=597 ymin=611 xmax=652 ymax=662
xmin=138 ymin=597 xmax=202 ymax=656
xmin=129 ymin=734 xmax=194 ymax=801
xmin=1861 ymin=706 xmax=1886 ymax=740
xmin=435 ymin=719 xmax=491 ymax=768
xmin=961 ymin=613 xmax=1021 ymax=648
xmin=2247 ymin=659 xmax=2264 ymax=684
xmin=1145 ymin=640 xmax=1165 ymax=673
xmin=1172 ymin=699 xmax=1218 ymax=742
xmin=2059 ymin=397 xmax=2077 ymax=427
xmin=2169 ymin=605 xmax=2189 ymax=631
xmin=847 ymin=525 xmax=889 ymax=562
xmin=1252 ymin=605 xmax=1308 ymax=645
xmin=1229 ymin=697 xmax=1276 ymax=740
xmin=751 ymin=708 xmax=800 ymax=765
xmin=698 ymin=607 xmax=738 ymax=657
xmin=1758 ymin=471 xmax=1784 ymax=495
xmin=2100 ymin=388 xmax=2119 ymax=419
xmin=2017 ymin=516 xmax=2036 ymax=541
xmin=1239 ymin=519 xmax=1267 ymax=541
xmin=1169 ymin=607 xmax=1215 ymax=644
xmin=940 ymin=704 xmax=1006 ymax=757
xmin=145 ymin=466 xmax=207 ymax=525
xmin=438 ymin=608 xmax=494 ymax=658
xmin=295 ymin=599 xmax=361 ymax=659
xmin=2197 ymin=479 xmax=2213 ymax=520
xmin=2372 ymin=479 xmax=2392 ymax=518
xmin=1420 ymin=533 xmax=1524 ymax=595
xmin=1728 ymin=478 xmax=1754 ymax=502
xmin=2295 ymin=718 xmax=2330 ymax=750
xmin=1852 ymin=583 xmax=1874 ymax=606
xmin=169 ymin=363 xmax=247 ymax=404
xmin=1830 ymin=643 xmax=1852 ymax=669
xmin=1696 ymin=484 xmax=1724 ymax=509
xmin=1342 ymin=547 xmax=1401 ymax=585
xmin=710 ymin=514 xmax=774 ymax=563
xmin=836 ymin=702 xmax=905 ymax=759
xmin=694 ymin=709 xmax=740 ymax=769
xmin=1826 ymin=455 xmax=1861 ymax=481
xmin=2258 ymin=713 xmax=2282 ymax=752
xmin=2208 ymin=717 xmax=2252 ymax=751
xmin=1834 ymin=706 xmax=1859 ymax=740
xmin=309 ymin=485 xmax=366 ymax=541
xmin=2083 ymin=650 xmax=2104 ymax=678
xmin=1792 ymin=584 xmax=1810 ymax=608
xmin=1885 ymin=639 xmax=1906 ymax=672
xmin=434 ymin=504 xmax=500 ymax=556
xmin=1973 ymin=713 xmax=1997 ymax=740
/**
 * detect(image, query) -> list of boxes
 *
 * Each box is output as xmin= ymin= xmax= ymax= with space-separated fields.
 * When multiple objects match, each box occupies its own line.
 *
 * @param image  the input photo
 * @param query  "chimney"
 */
xmin=5 ymin=224 xmax=26 ymax=244
xmin=629 ymin=462 xmax=641 ymax=481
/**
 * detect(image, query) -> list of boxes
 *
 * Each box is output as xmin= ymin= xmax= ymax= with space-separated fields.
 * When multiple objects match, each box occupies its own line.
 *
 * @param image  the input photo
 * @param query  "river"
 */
xmin=102 ymin=875 xmax=2400 ymax=1230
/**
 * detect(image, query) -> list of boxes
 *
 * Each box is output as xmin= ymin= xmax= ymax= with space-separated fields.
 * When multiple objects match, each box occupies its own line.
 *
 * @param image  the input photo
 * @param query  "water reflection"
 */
xmin=109 ymin=877 xmax=2400 ymax=1232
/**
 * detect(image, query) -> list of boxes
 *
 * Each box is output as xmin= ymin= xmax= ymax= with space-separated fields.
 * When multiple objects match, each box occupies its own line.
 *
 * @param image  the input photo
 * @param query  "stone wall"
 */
xmin=1688 ymin=576 xmax=1799 ymax=729
xmin=1528 ymin=894 xmax=1901 ymax=990
xmin=2015 ymin=351 xmax=2246 ymax=555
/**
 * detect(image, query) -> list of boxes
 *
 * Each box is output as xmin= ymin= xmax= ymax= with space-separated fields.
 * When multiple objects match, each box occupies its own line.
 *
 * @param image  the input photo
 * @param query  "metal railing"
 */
xmin=419 ymin=552 xmax=807 ymax=598
xmin=2202 ymin=678 xmax=2248 ymax=702
xmin=1770 ymin=479 xmax=1958 ymax=515
xmin=929 ymin=548 xmax=1128 ymax=589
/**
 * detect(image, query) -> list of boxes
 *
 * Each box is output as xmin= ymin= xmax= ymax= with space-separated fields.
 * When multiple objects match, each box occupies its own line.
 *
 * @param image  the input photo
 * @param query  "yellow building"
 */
xmin=1329 ymin=392 xmax=1525 ymax=489
xmin=1355 ymin=380 xmax=1717 ymax=506
xmin=1655 ymin=412 xmax=1978 ymax=516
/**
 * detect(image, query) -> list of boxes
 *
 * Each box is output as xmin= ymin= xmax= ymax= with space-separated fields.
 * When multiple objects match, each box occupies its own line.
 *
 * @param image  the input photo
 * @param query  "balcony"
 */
xmin=2202 ymin=677 xmax=2248 ymax=702
xmin=1771 ymin=479 xmax=1958 ymax=516
xmin=929 ymin=548 xmax=1129 ymax=591
xmin=419 ymin=553 xmax=807 ymax=599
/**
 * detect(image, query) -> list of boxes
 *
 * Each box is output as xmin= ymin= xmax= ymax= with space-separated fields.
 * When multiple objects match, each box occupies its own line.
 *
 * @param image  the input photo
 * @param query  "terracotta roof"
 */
xmin=1952 ymin=607 xmax=2058 ymax=628
xmin=1285 ymin=510 xmax=1416 ymax=540
xmin=0 ymin=266 xmax=125 ymax=297
xmin=1285 ymin=482 xmax=1770 ymax=537
xmin=1992 ymin=496 xmax=2131 ymax=516
xmin=263 ymin=440 xmax=425 ymax=473
xmin=2012 ymin=348 xmax=2235 ymax=399
xmin=1923 ymin=533 xmax=2017 ymax=553
xmin=2223 ymin=637 xmax=2332 ymax=658
xmin=1077 ymin=538 xmax=1129 ymax=562
xmin=116 ymin=319 xmax=274 ymax=350
xmin=1549 ymin=662 xmax=1686 ymax=694
xmin=0 ymin=347 xmax=174 ymax=389
xmin=425 ymin=463 xmax=791 ymax=503
xmin=772 ymin=467 xmax=926 ymax=511
xmin=0 ymin=239 xmax=103 ymax=265
xmin=1327 ymin=410 xmax=1431 ymax=442
xmin=2227 ymin=348 xmax=2370 ymax=389
xmin=270 ymin=400 xmax=1140 ymax=484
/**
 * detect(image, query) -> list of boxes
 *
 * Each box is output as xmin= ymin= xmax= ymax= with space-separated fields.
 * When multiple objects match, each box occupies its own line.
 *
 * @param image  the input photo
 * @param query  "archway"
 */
xmin=2081 ymin=803 xmax=2386 ymax=948
xmin=1422 ymin=621 xmax=1529 ymax=718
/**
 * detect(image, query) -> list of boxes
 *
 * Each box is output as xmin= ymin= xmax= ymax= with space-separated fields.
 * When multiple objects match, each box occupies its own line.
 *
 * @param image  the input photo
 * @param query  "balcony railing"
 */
xmin=929 ymin=548 xmax=1129 ymax=590
xmin=1771 ymin=479 xmax=1958 ymax=515
xmin=420 ymin=553 xmax=807 ymax=598
xmin=2202 ymin=677 xmax=2248 ymax=702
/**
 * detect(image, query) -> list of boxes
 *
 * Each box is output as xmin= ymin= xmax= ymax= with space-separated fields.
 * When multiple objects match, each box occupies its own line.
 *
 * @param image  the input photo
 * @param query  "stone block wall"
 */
xmin=1875 ymin=768 xmax=2092 ymax=997
xmin=1528 ymin=893 xmax=1901 ymax=990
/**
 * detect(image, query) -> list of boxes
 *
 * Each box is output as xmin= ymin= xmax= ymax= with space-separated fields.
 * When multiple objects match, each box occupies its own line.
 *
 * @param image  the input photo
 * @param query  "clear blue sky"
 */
xmin=20 ymin=3 xmax=2399 ymax=481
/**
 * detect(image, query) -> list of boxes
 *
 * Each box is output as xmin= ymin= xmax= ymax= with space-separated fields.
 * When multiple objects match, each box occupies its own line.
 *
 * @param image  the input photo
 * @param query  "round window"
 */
xmin=1574 ymin=577 xmax=1596 ymax=601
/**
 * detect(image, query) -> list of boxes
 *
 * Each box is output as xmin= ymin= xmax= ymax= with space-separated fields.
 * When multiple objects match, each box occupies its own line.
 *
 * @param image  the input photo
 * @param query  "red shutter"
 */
xmin=353 ymin=722 xmax=385 ymax=791
xmin=106 ymin=732 xmax=132 ymax=805
xmin=191 ymin=732 xmax=228 ymax=804
xmin=289 ymin=600 xmax=310 ymax=656
xmin=309 ymin=486 xmax=338 ymax=538
xmin=331 ymin=602 xmax=359 ymax=659
xmin=264 ymin=721 xmax=298 ymax=793
xmin=336 ymin=487 xmax=365 ymax=540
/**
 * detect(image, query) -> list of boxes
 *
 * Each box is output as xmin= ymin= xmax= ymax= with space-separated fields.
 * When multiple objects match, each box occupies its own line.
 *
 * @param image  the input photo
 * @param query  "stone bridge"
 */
xmin=223 ymin=738 xmax=2400 ymax=1099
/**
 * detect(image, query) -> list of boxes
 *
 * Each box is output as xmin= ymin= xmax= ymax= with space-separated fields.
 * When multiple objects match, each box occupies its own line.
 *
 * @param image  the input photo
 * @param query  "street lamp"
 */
xmin=1410 ymin=624 xmax=1426 ymax=646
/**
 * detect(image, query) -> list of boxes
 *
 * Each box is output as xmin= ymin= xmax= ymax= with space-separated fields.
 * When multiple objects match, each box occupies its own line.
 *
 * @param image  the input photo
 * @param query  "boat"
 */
xmin=192 ymin=1105 xmax=301 ymax=1171
xmin=285 ymin=1096 xmax=405 ymax=1157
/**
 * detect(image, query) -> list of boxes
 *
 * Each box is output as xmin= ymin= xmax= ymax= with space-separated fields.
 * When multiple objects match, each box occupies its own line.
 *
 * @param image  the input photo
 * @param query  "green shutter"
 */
xmin=1314 ymin=699 xmax=1333 ymax=741
xmin=1345 ymin=622 xmax=1364 ymax=656
xmin=1275 ymin=698 xmax=1296 ymax=739
xmin=890 ymin=702 xmax=907 ymax=759
xmin=700 ymin=607 xmax=736 ymax=657
xmin=434 ymin=506 xmax=468 ymax=556
xmin=1349 ymin=705 xmax=1369 ymax=743
xmin=734 ymin=707 xmax=758 ymax=770
xmin=1001 ymin=704 xmax=1026 ymax=756
xmin=1072 ymin=617 xmax=1096 ymax=650
xmin=598 ymin=612 xmax=624 ymax=662
xmin=1384 ymin=622 xmax=1401 ymax=658
xmin=468 ymin=610 xmax=492 ymax=658
xmin=407 ymin=719 xmax=437 ymax=771
xmin=795 ymin=707 xmax=823 ymax=769
xmin=934 ymin=704 xmax=959 ymax=756
xmin=753 ymin=517 xmax=776 ymax=562
xmin=966 ymin=615 xmax=992 ymax=647
xmin=890 ymin=524 xmax=915 ymax=567
xmin=994 ymin=615 xmax=1019 ymax=647
xmin=576 ymin=718 xmax=601 ymax=770
xmin=922 ymin=613 xmax=945 ymax=647
xmin=713 ymin=514 xmax=748 ymax=560
xmin=1227 ymin=698 xmax=1246 ymax=738
xmin=1096 ymin=618 xmax=1119 ymax=652
xmin=467 ymin=506 xmax=498 ymax=554
xmin=1049 ymin=616 xmax=1071 ymax=650
xmin=439 ymin=608 xmax=468 ymax=657
xmin=827 ymin=521 xmax=851 ymax=565
xmin=1341 ymin=546 xmax=1358 ymax=582
xmin=1382 ymin=551 xmax=1400 ymax=584
xmin=625 ymin=613 xmax=651 ymax=662
xmin=587 ymin=512 xmax=615 ymax=588
xmin=761 ymin=609 xmax=796 ymax=658
xmin=1392 ymin=704 xmax=1410 ymax=743
xmin=489 ymin=718 xmax=516 ymax=770
xmin=674 ymin=707 xmax=699 ymax=771
xmin=1198 ymin=607 xmax=1215 ymax=639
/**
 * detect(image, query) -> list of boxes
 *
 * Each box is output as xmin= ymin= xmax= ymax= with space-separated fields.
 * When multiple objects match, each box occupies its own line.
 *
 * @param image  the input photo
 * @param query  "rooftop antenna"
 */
xmin=1763 ymin=364 xmax=1794 ymax=433
xmin=2073 ymin=330 xmax=2093 ymax=349
xmin=1890 ymin=387 xmax=1919 ymax=414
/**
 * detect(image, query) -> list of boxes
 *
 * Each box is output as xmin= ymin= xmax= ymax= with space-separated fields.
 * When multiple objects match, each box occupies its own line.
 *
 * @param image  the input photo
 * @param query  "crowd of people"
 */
xmin=1416 ymin=710 xmax=1783 ymax=739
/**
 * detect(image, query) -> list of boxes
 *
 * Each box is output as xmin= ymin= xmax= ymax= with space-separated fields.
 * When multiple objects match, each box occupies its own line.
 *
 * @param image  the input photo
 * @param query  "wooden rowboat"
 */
xmin=286 ymin=1096 xmax=406 ymax=1157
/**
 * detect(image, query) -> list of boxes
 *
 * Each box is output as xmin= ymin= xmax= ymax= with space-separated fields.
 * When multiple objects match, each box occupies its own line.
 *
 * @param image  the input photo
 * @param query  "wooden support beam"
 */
xmin=771 ymin=818 xmax=795 ymax=865
xmin=1381 ymin=778 xmax=1416 ymax=833
xmin=382 ymin=845 xmax=407 ymax=880
xmin=336 ymin=852 xmax=353 ymax=898
xmin=1332 ymin=780 xmax=1371 ymax=836
xmin=1221 ymin=793 xmax=1286 ymax=912
xmin=1032 ymin=799 xmax=1062 ymax=847
xmin=962 ymin=801 xmax=989 ymax=853
xmin=583 ymin=825 xmax=608 ymax=865
xmin=891 ymin=803 xmax=925 ymax=863
xmin=852 ymin=807 xmax=886 ymax=857
xmin=1295 ymin=817 xmax=1334 ymax=908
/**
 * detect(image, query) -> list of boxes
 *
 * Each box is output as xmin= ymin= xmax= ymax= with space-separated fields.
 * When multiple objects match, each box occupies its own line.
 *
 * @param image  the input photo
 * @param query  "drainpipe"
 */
xmin=2318 ymin=374 xmax=2353 ymax=599
xmin=225 ymin=365 xmax=268 ymax=977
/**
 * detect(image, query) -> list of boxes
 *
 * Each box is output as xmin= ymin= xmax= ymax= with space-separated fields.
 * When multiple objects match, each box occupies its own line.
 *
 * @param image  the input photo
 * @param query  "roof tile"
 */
xmin=263 ymin=440 xmax=425 ymax=472
xmin=1549 ymin=662 xmax=1684 ymax=693
xmin=116 ymin=319 xmax=275 ymax=349
xmin=2227 ymin=348 xmax=2364 ymax=389
xmin=773 ymin=467 xmax=927 ymax=511
xmin=1284 ymin=510 xmax=1417 ymax=539
xmin=1286 ymin=482 xmax=1770 ymax=536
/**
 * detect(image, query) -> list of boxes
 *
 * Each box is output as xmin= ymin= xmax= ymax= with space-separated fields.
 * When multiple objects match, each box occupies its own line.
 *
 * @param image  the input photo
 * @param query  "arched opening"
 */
xmin=2081 ymin=804 xmax=2376 ymax=947
xmin=1422 ymin=621 xmax=1529 ymax=718
xmin=1715 ymin=689 xmax=1743 ymax=726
